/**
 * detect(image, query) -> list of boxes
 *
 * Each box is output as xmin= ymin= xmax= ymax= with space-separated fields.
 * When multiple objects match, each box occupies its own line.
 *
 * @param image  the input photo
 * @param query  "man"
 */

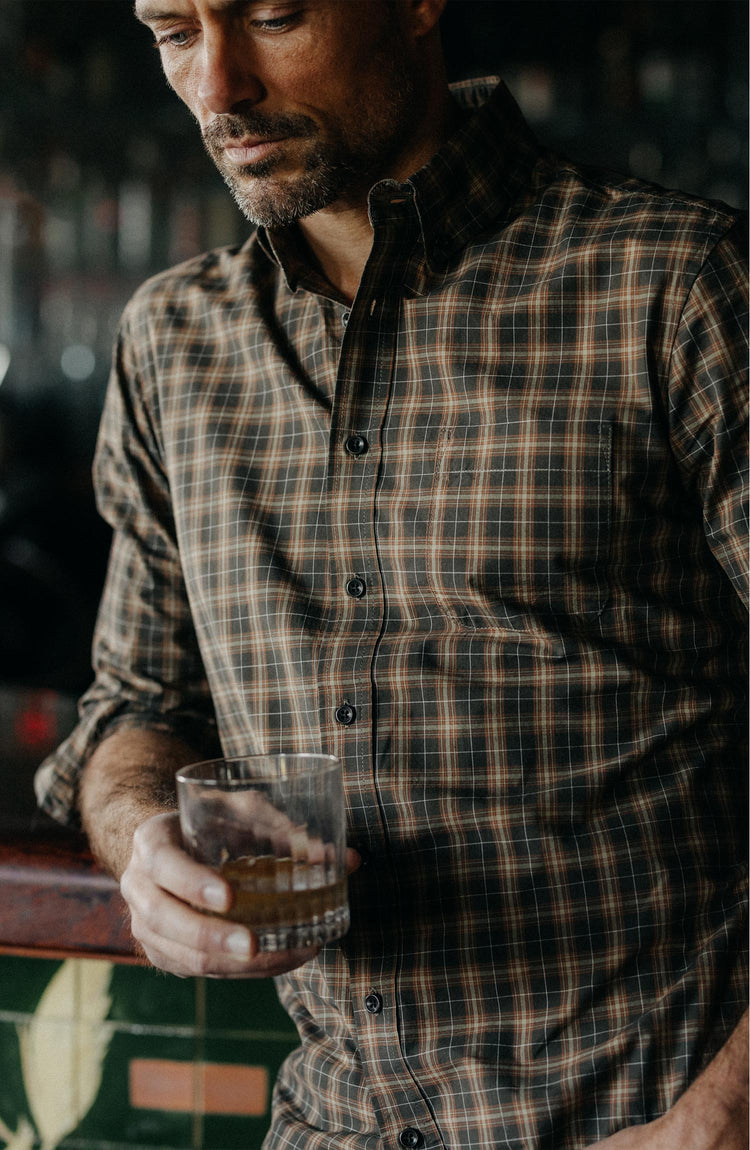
xmin=36 ymin=1 xmax=748 ymax=1147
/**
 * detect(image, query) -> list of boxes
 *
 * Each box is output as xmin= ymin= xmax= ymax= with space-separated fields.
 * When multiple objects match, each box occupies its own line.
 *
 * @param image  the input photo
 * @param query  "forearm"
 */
xmin=78 ymin=726 xmax=201 ymax=880
xmin=669 ymin=1009 xmax=749 ymax=1148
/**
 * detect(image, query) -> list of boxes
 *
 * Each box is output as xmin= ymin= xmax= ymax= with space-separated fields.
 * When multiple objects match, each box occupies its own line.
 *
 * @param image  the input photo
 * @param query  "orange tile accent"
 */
xmin=129 ymin=1059 xmax=193 ymax=1112
xmin=202 ymin=1062 xmax=269 ymax=1115
xmin=129 ymin=1058 xmax=269 ymax=1116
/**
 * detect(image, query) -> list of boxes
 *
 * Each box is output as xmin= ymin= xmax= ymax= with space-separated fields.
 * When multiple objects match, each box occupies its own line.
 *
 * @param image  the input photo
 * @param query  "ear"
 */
xmin=403 ymin=0 xmax=449 ymax=39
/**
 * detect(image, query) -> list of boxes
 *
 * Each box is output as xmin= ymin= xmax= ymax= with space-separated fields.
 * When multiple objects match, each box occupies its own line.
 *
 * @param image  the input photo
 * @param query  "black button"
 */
xmin=346 ymin=577 xmax=366 ymax=599
xmin=364 ymin=992 xmax=383 ymax=1014
xmin=345 ymin=434 xmax=368 ymax=456
xmin=399 ymin=1130 xmax=424 ymax=1150
xmin=342 ymin=310 xmax=350 ymax=325
xmin=335 ymin=703 xmax=356 ymax=725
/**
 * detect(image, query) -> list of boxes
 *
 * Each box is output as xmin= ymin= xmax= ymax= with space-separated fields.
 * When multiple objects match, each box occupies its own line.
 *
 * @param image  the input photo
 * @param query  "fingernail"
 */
xmin=202 ymin=882 xmax=228 ymax=910
xmin=226 ymin=929 xmax=252 ymax=958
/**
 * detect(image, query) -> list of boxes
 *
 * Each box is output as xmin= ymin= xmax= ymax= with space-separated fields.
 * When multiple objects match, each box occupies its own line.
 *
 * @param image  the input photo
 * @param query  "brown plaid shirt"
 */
xmin=37 ymin=79 xmax=748 ymax=1149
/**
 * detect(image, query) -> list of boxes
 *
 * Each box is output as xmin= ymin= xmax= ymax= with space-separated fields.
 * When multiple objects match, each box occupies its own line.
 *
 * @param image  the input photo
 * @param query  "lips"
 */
xmin=222 ymin=137 xmax=287 ymax=165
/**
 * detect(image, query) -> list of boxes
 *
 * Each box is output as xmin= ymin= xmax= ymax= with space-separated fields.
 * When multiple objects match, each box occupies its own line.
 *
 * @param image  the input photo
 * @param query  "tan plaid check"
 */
xmin=38 ymin=80 xmax=748 ymax=1149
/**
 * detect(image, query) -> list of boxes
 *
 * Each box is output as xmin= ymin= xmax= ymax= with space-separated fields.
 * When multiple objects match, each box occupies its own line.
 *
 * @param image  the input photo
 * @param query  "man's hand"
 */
xmin=584 ymin=1115 xmax=700 ymax=1149
xmin=584 ymin=1118 xmax=670 ymax=1148
xmin=585 ymin=1011 xmax=749 ymax=1150
xmin=122 ymin=811 xmax=361 ymax=977
xmin=78 ymin=727 xmax=360 ymax=977
xmin=586 ymin=1111 xmax=745 ymax=1150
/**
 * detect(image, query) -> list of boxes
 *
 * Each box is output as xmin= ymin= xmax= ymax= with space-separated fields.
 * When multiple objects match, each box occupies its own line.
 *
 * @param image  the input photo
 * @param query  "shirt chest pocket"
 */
xmin=425 ymin=418 xmax=612 ymax=635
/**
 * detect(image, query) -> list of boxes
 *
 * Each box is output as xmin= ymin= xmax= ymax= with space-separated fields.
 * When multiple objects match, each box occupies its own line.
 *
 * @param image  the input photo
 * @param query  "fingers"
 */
xmin=120 ymin=811 xmax=322 ymax=978
xmin=127 ymin=811 xmax=232 ymax=912
xmin=135 ymin=912 xmax=321 ymax=978
xmin=125 ymin=866 xmax=252 ymax=960
xmin=207 ymin=946 xmax=323 ymax=979
xmin=131 ymin=884 xmax=320 ymax=978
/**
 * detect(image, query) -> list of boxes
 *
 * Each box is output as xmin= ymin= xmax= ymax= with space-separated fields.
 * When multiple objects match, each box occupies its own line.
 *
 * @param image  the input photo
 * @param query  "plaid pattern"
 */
xmin=37 ymin=80 xmax=748 ymax=1149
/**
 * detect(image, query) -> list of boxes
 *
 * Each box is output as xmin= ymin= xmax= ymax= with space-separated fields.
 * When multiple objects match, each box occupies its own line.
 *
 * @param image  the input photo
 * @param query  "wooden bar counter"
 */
xmin=0 ymin=817 xmax=139 ymax=962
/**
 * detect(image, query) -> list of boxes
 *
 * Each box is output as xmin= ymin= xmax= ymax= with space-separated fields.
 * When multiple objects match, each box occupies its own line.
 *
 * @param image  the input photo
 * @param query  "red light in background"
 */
xmin=14 ymin=694 xmax=58 ymax=749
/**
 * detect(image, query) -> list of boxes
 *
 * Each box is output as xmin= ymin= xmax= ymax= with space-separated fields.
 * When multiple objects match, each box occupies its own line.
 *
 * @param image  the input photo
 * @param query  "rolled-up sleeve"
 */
xmin=35 ymin=304 xmax=219 ymax=827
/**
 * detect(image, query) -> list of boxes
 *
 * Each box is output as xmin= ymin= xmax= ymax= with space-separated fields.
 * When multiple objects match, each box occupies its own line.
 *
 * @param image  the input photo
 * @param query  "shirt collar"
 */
xmin=405 ymin=77 xmax=542 ymax=270
xmin=257 ymin=77 xmax=542 ymax=289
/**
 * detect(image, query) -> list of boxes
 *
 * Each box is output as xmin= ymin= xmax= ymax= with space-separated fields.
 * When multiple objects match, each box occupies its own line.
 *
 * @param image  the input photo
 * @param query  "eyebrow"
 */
xmin=134 ymin=0 xmax=249 ymax=21
xmin=133 ymin=3 xmax=176 ymax=24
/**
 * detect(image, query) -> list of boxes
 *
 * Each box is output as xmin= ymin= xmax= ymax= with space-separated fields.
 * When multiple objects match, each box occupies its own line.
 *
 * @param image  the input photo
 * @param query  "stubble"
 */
xmin=200 ymin=21 xmax=421 ymax=230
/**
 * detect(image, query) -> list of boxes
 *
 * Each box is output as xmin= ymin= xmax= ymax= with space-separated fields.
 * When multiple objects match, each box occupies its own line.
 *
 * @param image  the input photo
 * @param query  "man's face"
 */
xmin=135 ymin=0 xmax=427 ymax=229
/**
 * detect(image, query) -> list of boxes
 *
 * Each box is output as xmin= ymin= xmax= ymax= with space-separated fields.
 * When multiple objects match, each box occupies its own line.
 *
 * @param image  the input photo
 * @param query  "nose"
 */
xmin=197 ymin=27 xmax=265 ymax=115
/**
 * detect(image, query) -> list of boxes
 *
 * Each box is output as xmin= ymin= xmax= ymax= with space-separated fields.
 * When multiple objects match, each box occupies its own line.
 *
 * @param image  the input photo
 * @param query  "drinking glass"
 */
xmin=176 ymin=754 xmax=349 ymax=952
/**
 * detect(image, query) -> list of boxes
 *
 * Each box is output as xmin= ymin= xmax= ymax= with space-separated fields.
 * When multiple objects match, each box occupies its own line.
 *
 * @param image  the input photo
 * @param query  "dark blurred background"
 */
xmin=0 ymin=0 xmax=747 ymax=800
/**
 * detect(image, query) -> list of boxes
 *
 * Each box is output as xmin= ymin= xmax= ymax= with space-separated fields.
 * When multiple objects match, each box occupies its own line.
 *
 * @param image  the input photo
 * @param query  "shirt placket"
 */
xmin=322 ymin=185 xmax=444 ymax=1150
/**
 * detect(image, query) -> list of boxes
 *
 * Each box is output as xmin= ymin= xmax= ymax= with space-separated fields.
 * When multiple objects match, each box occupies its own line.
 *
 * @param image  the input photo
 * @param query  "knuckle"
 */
xmin=128 ymin=900 xmax=154 ymax=940
xmin=142 ymin=944 xmax=186 ymax=978
xmin=196 ymin=952 xmax=217 ymax=977
xmin=150 ymin=839 xmax=171 ymax=875
xmin=132 ymin=812 xmax=174 ymax=859
xmin=191 ymin=946 xmax=222 ymax=977
xmin=128 ymin=911 xmax=148 ymax=945
xmin=140 ymin=944 xmax=162 ymax=969
xmin=194 ymin=918 xmax=223 ymax=955
xmin=131 ymin=820 xmax=152 ymax=855
xmin=151 ymin=839 xmax=187 ymax=889
xmin=119 ymin=867 xmax=137 ymax=905
xmin=121 ymin=878 xmax=161 ymax=933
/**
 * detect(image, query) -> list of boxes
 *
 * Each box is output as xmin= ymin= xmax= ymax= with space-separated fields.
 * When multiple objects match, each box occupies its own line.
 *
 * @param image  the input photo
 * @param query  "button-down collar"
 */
xmin=258 ymin=78 xmax=541 ymax=292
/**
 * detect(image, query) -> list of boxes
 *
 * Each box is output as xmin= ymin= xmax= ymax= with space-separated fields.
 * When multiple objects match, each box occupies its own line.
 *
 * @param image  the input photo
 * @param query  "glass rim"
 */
xmin=175 ymin=753 xmax=340 ymax=786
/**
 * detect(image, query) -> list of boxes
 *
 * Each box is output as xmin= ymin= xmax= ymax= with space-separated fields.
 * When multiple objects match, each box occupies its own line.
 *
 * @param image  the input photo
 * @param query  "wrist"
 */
xmin=79 ymin=728 xmax=198 ymax=878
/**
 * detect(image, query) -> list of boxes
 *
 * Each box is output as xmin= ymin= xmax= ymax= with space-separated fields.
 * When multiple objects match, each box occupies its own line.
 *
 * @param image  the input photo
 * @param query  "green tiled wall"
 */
xmin=0 ymin=956 xmax=300 ymax=1150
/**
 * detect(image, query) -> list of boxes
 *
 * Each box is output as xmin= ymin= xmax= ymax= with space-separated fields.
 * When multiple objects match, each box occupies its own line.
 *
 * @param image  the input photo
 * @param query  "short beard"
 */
xmin=202 ymin=108 xmax=354 ymax=229
xmin=203 ymin=112 xmax=372 ymax=230
xmin=200 ymin=25 xmax=420 ymax=231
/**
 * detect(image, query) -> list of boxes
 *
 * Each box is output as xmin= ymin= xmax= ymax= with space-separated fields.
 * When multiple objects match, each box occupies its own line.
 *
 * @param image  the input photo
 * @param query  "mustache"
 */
xmin=203 ymin=108 xmax=318 ymax=149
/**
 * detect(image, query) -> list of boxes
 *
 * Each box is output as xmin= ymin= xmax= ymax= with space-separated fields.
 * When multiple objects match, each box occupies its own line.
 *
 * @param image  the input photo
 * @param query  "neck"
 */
xmin=297 ymin=85 xmax=461 ymax=305
xmin=297 ymin=206 xmax=379 ymax=304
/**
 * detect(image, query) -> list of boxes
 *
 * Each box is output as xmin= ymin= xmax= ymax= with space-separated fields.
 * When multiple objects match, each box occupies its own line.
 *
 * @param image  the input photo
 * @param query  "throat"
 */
xmin=296 ymin=206 xmax=375 ymax=304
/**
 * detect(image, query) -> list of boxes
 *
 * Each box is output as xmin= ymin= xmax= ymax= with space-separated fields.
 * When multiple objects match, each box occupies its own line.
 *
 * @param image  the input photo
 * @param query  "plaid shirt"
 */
xmin=37 ymin=79 xmax=748 ymax=1149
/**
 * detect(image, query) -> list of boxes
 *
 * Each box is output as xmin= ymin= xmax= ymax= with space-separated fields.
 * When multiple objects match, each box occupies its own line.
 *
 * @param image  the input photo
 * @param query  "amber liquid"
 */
xmin=220 ymin=854 xmax=348 ymax=932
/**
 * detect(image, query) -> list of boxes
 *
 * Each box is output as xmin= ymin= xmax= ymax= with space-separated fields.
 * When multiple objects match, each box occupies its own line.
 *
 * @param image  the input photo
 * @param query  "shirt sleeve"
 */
xmin=35 ymin=304 xmax=220 ymax=827
xmin=666 ymin=216 xmax=749 ymax=607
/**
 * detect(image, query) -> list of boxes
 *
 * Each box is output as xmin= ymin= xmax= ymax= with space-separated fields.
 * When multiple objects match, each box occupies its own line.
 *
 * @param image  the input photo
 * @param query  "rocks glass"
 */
xmin=176 ymin=754 xmax=350 ymax=952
